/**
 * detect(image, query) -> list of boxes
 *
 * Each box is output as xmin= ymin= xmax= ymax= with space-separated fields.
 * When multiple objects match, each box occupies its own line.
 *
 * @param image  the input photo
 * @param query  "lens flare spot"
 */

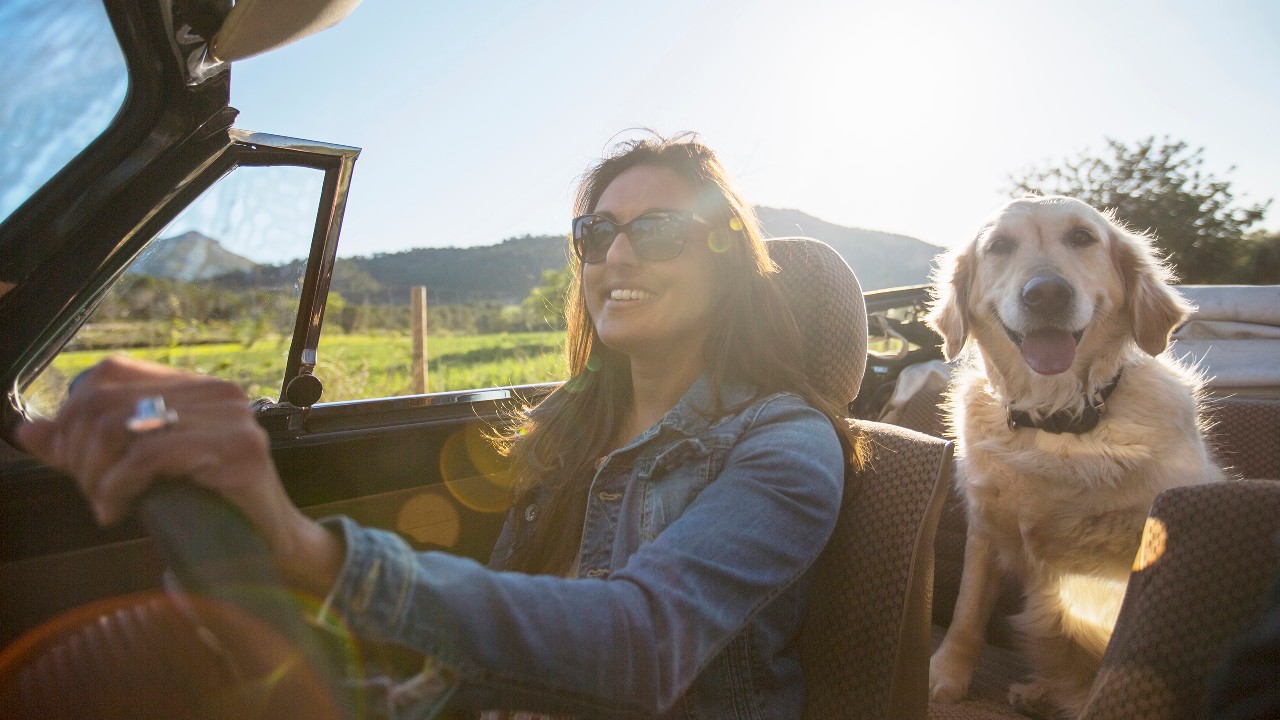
xmin=707 ymin=230 xmax=731 ymax=254
xmin=440 ymin=423 xmax=515 ymax=513
xmin=396 ymin=491 xmax=461 ymax=547
xmin=1132 ymin=516 xmax=1168 ymax=571
xmin=729 ymin=217 xmax=743 ymax=231
xmin=586 ymin=354 xmax=602 ymax=372
xmin=463 ymin=420 xmax=508 ymax=477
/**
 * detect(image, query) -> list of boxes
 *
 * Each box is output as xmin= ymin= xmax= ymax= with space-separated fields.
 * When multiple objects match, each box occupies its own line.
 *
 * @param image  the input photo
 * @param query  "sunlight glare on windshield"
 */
xmin=0 ymin=0 xmax=127 ymax=225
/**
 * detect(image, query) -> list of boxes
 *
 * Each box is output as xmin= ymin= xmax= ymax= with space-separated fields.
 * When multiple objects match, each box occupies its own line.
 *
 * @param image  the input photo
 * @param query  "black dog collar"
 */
xmin=1006 ymin=370 xmax=1123 ymax=435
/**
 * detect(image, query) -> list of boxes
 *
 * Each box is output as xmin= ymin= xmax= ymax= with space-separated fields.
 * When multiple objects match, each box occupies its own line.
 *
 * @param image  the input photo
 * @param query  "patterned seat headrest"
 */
xmin=766 ymin=237 xmax=868 ymax=408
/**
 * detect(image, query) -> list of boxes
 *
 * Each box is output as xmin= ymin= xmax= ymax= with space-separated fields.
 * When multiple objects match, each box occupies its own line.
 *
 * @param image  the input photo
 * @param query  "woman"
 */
xmin=18 ymin=133 xmax=858 ymax=718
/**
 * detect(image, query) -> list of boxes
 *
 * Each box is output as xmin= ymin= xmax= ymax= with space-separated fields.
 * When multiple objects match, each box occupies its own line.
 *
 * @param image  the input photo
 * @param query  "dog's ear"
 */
xmin=1108 ymin=217 xmax=1194 ymax=356
xmin=927 ymin=241 xmax=976 ymax=360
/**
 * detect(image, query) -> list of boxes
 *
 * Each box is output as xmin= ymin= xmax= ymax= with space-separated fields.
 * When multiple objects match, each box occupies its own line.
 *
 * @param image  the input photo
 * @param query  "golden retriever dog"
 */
xmin=926 ymin=196 xmax=1223 ymax=718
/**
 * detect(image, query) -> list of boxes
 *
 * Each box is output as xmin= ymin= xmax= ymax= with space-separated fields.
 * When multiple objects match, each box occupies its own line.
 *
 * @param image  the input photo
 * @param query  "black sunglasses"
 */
xmin=571 ymin=209 xmax=713 ymax=263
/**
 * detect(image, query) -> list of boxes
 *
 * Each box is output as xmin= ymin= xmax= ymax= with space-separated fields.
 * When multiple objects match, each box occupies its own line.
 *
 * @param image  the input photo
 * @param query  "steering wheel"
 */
xmin=144 ymin=480 xmax=356 ymax=717
xmin=0 ymin=480 xmax=355 ymax=719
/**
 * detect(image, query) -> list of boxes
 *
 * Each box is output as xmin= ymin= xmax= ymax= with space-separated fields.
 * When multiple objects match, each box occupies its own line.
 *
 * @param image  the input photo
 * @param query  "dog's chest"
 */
xmin=983 ymin=433 xmax=1129 ymax=486
xmin=957 ymin=412 xmax=1166 ymax=575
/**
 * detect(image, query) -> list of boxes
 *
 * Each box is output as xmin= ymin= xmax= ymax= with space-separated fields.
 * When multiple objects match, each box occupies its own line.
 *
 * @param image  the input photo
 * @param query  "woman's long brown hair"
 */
xmin=496 ymin=132 xmax=862 ymax=574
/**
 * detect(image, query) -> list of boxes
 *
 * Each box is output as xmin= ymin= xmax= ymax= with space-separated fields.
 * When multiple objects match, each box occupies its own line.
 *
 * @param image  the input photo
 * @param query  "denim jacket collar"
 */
xmin=651 ymin=373 xmax=758 ymax=439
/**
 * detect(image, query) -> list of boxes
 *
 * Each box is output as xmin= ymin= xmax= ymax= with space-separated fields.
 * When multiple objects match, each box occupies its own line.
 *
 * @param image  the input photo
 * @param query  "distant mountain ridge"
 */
xmin=131 ymin=231 xmax=258 ymax=281
xmin=141 ymin=208 xmax=942 ymax=302
xmin=755 ymin=207 xmax=942 ymax=290
xmin=346 ymin=234 xmax=569 ymax=305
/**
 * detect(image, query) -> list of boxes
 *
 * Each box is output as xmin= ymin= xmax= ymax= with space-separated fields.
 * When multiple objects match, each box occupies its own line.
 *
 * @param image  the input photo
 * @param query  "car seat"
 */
xmin=766 ymin=237 xmax=953 ymax=720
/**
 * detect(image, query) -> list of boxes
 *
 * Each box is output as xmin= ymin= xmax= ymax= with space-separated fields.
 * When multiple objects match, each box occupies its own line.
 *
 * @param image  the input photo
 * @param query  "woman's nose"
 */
xmin=604 ymin=231 xmax=640 ymax=265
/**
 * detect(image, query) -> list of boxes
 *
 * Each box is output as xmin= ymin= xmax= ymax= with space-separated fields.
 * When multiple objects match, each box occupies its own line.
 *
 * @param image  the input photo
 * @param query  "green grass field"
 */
xmin=316 ymin=331 xmax=566 ymax=400
xmin=26 ymin=329 xmax=567 ymax=415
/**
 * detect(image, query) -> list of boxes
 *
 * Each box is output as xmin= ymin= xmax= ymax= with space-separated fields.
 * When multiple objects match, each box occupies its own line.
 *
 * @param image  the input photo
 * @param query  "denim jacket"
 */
xmin=321 ymin=376 xmax=844 ymax=719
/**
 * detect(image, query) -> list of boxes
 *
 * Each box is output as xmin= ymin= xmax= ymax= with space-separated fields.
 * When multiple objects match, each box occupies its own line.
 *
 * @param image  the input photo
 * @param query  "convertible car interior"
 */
xmin=1 ymin=1 xmax=1278 ymax=719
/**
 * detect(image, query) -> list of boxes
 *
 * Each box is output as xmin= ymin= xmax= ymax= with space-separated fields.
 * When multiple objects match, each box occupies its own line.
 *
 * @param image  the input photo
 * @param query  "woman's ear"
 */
xmin=1108 ymin=218 xmax=1194 ymax=356
xmin=927 ymin=242 xmax=975 ymax=360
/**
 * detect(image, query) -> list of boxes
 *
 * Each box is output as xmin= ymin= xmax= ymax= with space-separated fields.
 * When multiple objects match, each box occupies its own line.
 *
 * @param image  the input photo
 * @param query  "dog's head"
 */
xmin=927 ymin=196 xmax=1193 ymax=375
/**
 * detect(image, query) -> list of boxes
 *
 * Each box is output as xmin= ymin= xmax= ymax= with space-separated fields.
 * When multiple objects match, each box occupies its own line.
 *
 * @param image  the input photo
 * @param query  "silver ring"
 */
xmin=125 ymin=395 xmax=179 ymax=435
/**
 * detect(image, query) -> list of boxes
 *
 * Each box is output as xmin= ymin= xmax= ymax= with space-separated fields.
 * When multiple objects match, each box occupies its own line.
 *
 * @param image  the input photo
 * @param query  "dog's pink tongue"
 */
xmin=1020 ymin=330 xmax=1077 ymax=375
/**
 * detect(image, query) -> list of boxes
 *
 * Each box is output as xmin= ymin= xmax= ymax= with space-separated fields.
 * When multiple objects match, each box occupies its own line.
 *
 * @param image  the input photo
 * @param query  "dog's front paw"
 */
xmin=929 ymin=647 xmax=974 ymax=703
xmin=1008 ymin=681 xmax=1056 ymax=718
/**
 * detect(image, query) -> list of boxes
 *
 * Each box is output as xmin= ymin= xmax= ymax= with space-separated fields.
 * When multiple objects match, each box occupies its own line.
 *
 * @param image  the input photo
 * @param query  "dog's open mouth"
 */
xmin=1004 ymin=326 xmax=1085 ymax=376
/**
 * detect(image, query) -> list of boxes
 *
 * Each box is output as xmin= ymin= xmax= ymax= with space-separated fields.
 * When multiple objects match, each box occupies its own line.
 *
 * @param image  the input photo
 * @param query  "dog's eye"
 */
xmin=985 ymin=235 xmax=1014 ymax=255
xmin=1068 ymin=228 xmax=1097 ymax=248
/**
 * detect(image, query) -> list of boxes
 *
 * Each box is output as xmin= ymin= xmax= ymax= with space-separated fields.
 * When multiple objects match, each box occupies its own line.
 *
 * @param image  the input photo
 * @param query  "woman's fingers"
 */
xmin=65 ymin=391 xmax=134 ymax=485
xmin=93 ymin=433 xmax=221 ymax=524
xmin=16 ymin=357 xmax=341 ymax=591
xmin=92 ymin=388 xmax=268 ymax=522
xmin=14 ymin=418 xmax=57 ymax=464
xmin=17 ymin=356 xmax=272 ymax=524
xmin=12 ymin=357 xmax=339 ymax=589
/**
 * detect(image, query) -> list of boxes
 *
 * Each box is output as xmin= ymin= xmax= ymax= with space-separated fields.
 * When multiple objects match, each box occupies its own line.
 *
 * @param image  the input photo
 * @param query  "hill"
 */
xmin=755 ymin=207 xmax=941 ymax=290
xmin=131 ymin=231 xmax=258 ymax=281
xmin=143 ymin=209 xmax=941 ymax=304
xmin=345 ymin=234 xmax=569 ymax=305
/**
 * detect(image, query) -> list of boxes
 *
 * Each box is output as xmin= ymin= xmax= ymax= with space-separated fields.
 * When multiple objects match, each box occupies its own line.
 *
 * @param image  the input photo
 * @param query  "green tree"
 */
xmin=522 ymin=265 xmax=573 ymax=331
xmin=1241 ymin=230 xmax=1280 ymax=284
xmin=1010 ymin=137 xmax=1271 ymax=283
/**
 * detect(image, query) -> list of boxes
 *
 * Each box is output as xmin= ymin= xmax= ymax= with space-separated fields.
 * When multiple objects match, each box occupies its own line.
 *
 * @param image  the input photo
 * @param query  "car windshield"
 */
xmin=0 ymin=0 xmax=127 ymax=227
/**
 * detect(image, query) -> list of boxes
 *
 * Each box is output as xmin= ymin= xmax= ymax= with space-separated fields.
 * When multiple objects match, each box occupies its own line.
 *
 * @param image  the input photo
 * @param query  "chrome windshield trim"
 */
xmin=228 ymin=130 xmax=361 ymax=158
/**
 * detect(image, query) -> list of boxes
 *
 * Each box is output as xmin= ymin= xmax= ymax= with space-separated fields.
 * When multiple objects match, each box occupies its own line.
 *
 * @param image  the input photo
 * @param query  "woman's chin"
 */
xmin=596 ymin=329 xmax=708 ymax=369
xmin=594 ymin=331 xmax=646 ymax=358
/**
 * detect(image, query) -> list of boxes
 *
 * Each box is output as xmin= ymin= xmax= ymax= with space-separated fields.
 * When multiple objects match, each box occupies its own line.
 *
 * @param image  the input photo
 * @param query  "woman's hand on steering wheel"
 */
xmin=16 ymin=355 xmax=342 ymax=594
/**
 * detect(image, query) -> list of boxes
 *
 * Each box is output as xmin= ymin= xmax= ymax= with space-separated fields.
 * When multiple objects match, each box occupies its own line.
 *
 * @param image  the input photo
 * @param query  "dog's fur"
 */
xmin=926 ymin=196 xmax=1223 ymax=718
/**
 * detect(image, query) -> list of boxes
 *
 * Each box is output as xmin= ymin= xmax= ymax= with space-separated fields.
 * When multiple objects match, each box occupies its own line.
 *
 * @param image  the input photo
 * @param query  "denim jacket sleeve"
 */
xmin=321 ymin=394 xmax=843 ymax=717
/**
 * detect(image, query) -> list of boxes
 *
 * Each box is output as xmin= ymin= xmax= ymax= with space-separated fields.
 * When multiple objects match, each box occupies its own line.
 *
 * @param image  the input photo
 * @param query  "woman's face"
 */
xmin=583 ymin=164 xmax=722 ymax=365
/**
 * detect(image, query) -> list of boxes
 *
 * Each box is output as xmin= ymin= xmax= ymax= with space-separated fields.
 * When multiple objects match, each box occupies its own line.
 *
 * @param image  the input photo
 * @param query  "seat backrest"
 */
xmin=766 ymin=238 xmax=953 ymax=720
xmin=1205 ymin=397 xmax=1280 ymax=480
xmin=880 ymin=355 xmax=1031 ymax=651
xmin=1079 ymin=480 xmax=1280 ymax=719
xmin=802 ymin=421 xmax=952 ymax=720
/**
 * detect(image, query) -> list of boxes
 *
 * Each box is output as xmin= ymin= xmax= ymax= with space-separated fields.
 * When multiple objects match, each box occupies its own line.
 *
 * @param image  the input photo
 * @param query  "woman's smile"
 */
xmin=608 ymin=287 xmax=657 ymax=302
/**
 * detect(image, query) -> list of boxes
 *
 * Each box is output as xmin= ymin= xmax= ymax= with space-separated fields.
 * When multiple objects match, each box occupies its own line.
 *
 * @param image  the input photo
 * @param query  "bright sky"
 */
xmin=230 ymin=0 xmax=1280 ymax=254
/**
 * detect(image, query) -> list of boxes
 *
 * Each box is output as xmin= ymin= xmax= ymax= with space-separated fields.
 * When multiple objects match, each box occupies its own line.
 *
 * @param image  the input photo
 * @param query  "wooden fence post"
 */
xmin=412 ymin=286 xmax=428 ymax=394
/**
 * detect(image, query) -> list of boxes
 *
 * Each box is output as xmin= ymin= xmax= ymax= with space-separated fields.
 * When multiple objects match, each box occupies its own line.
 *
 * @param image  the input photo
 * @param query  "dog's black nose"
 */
xmin=1021 ymin=275 xmax=1073 ymax=316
